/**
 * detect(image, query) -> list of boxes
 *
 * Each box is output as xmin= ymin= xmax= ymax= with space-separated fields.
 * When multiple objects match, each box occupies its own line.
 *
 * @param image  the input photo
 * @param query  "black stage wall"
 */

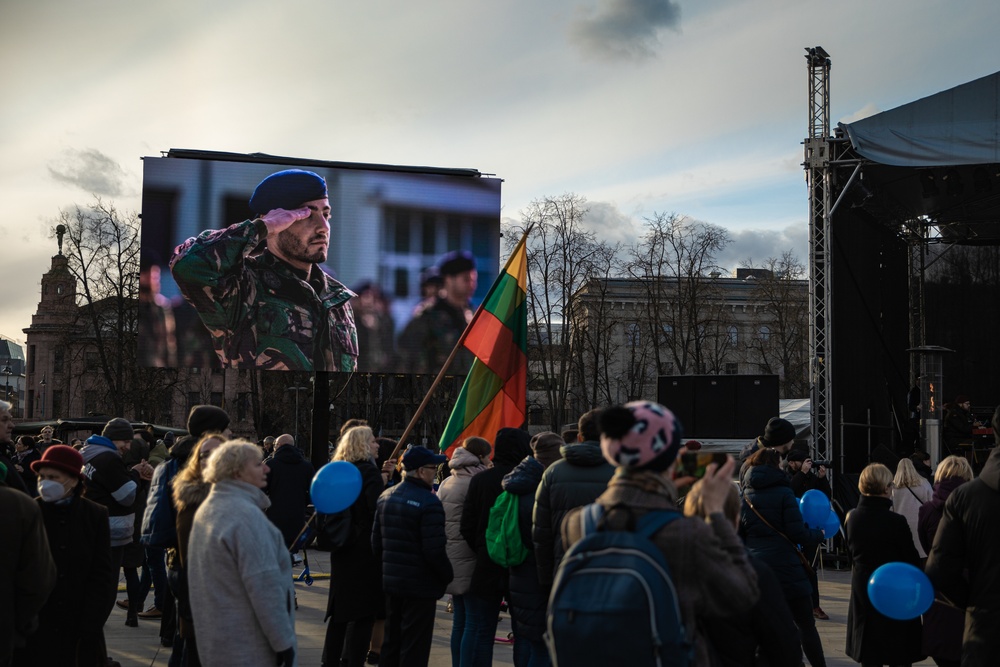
xmin=924 ymin=245 xmax=1000 ymax=412
xmin=831 ymin=206 xmax=910 ymax=472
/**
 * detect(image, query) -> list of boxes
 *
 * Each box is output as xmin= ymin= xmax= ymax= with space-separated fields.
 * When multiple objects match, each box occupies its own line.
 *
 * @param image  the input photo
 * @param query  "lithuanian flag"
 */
xmin=438 ymin=232 xmax=528 ymax=456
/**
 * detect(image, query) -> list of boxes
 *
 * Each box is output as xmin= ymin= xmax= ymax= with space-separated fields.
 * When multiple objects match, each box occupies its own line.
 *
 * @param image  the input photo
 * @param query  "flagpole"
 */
xmin=388 ymin=226 xmax=531 ymax=462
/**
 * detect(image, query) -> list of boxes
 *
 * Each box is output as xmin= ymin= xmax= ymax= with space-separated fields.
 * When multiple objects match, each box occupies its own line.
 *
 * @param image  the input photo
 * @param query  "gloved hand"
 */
xmin=276 ymin=647 xmax=295 ymax=666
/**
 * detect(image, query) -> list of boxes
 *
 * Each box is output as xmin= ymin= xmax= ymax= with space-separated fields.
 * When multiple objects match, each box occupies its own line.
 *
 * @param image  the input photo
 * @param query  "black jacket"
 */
xmin=740 ymin=464 xmax=821 ymax=601
xmin=845 ymin=495 xmax=923 ymax=664
xmin=326 ymin=459 xmax=383 ymax=622
xmin=704 ymin=552 xmax=802 ymax=667
xmin=264 ymin=445 xmax=315 ymax=548
xmin=926 ymin=447 xmax=1000 ymax=665
xmin=531 ymin=440 xmax=615 ymax=591
xmin=25 ymin=494 xmax=113 ymax=666
xmin=461 ymin=431 xmax=533 ymax=596
xmin=502 ymin=456 xmax=546 ymax=641
xmin=373 ymin=475 xmax=452 ymax=599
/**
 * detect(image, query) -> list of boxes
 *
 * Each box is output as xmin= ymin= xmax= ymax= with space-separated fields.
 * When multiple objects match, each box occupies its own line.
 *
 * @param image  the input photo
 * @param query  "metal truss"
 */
xmin=804 ymin=47 xmax=834 ymax=466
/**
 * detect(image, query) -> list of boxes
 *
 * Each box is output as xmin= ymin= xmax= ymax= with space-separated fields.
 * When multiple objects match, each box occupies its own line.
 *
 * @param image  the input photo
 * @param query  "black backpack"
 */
xmin=545 ymin=504 xmax=693 ymax=667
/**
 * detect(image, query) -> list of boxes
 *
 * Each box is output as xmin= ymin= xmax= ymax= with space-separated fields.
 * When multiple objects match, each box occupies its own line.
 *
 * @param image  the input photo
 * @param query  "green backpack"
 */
xmin=485 ymin=490 xmax=530 ymax=567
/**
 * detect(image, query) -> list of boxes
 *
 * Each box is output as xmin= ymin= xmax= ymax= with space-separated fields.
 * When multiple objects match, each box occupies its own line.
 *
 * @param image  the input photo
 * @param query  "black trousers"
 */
xmin=381 ymin=595 xmax=437 ymax=667
xmin=788 ymin=594 xmax=827 ymax=667
xmin=322 ymin=615 xmax=376 ymax=667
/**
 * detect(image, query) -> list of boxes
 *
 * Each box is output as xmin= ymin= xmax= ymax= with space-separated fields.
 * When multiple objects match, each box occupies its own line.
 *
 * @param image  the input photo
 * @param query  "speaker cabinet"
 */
xmin=658 ymin=374 xmax=779 ymax=439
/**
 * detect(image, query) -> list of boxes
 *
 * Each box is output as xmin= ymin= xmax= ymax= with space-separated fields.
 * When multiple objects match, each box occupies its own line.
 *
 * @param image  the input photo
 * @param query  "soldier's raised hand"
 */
xmin=261 ymin=207 xmax=312 ymax=235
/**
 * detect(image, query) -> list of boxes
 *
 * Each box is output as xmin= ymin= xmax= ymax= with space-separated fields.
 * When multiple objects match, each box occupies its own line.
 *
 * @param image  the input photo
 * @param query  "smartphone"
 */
xmin=676 ymin=452 xmax=729 ymax=479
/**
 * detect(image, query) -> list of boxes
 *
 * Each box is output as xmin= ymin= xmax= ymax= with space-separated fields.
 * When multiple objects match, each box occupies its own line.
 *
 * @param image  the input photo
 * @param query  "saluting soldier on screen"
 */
xmin=170 ymin=169 xmax=358 ymax=372
xmin=396 ymin=250 xmax=477 ymax=375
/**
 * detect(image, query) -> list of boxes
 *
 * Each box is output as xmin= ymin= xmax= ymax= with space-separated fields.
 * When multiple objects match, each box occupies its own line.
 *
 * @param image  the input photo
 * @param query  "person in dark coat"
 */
xmin=503 ymin=432 xmax=563 ymax=667
xmin=23 ymin=445 xmax=113 ymax=666
xmin=373 ymin=445 xmax=453 ymax=667
xmin=143 ymin=406 xmax=232 ymax=653
xmin=264 ymin=433 xmax=316 ymax=548
xmin=0 ymin=480 xmax=55 ymax=665
xmin=917 ymin=455 xmax=973 ymax=667
xmin=322 ymin=426 xmax=384 ymax=667
xmin=741 ymin=447 xmax=826 ymax=667
xmin=0 ymin=401 xmax=29 ymax=495
xmin=926 ymin=444 xmax=1000 ymax=666
xmin=845 ymin=463 xmax=924 ymax=666
xmin=12 ymin=436 xmax=41 ymax=493
xmin=531 ymin=409 xmax=615 ymax=594
xmin=460 ymin=427 xmax=532 ymax=667
xmin=685 ymin=479 xmax=802 ymax=667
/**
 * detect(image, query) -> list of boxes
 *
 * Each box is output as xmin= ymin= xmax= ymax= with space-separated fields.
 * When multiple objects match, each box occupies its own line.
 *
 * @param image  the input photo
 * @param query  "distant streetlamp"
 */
xmin=39 ymin=373 xmax=47 ymax=419
xmin=287 ymin=386 xmax=309 ymax=446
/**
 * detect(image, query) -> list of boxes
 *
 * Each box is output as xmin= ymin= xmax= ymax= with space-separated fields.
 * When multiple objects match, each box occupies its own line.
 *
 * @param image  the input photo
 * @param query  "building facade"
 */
xmin=526 ymin=269 xmax=809 ymax=428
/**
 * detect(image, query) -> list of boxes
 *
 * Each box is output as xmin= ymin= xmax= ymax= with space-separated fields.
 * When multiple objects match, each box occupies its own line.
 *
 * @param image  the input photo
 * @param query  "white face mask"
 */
xmin=37 ymin=479 xmax=69 ymax=503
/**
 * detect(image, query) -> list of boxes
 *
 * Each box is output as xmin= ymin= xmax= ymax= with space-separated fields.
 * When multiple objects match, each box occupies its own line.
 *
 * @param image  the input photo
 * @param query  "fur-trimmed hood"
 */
xmin=173 ymin=474 xmax=211 ymax=512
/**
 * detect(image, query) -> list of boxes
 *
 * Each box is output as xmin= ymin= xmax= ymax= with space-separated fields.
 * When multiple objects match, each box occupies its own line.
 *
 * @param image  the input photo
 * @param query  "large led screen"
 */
xmin=139 ymin=150 xmax=502 ymax=374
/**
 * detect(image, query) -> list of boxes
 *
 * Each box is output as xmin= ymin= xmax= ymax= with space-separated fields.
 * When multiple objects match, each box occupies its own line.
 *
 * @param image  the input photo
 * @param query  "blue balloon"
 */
xmin=310 ymin=461 xmax=362 ymax=514
xmin=821 ymin=508 xmax=841 ymax=538
xmin=799 ymin=489 xmax=831 ymax=527
xmin=867 ymin=562 xmax=935 ymax=621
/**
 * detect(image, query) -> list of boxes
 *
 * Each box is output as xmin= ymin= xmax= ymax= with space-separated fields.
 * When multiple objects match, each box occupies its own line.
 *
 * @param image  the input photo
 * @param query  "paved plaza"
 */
xmin=103 ymin=550 xmax=936 ymax=666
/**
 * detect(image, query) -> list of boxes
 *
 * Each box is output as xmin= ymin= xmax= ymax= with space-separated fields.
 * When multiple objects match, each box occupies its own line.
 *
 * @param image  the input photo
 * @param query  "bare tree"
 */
xmin=739 ymin=252 xmax=810 ymax=396
xmin=626 ymin=213 xmax=732 ymax=376
xmin=506 ymin=194 xmax=621 ymax=429
xmin=58 ymin=198 xmax=140 ymax=416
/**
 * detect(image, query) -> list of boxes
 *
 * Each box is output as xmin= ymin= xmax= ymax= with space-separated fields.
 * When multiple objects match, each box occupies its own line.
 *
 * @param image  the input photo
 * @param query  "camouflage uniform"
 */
xmin=170 ymin=219 xmax=358 ymax=371
xmin=396 ymin=296 xmax=472 ymax=374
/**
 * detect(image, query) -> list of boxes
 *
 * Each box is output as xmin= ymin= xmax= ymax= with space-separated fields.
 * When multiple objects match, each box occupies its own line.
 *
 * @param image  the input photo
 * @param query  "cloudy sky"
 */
xmin=2 ymin=0 xmax=999 ymax=342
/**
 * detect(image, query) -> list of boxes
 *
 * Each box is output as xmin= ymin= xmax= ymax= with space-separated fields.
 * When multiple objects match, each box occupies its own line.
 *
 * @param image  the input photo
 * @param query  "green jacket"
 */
xmin=170 ymin=219 xmax=358 ymax=371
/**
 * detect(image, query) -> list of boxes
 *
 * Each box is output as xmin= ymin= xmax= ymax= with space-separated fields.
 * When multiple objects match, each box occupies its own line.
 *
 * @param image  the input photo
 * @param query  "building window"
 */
xmin=27 ymin=389 xmax=35 ymax=418
xmin=237 ymin=392 xmax=251 ymax=422
xmin=85 ymin=351 xmax=100 ymax=371
xmin=160 ymin=389 xmax=174 ymax=424
xmin=660 ymin=324 xmax=673 ymax=344
xmin=210 ymin=392 xmax=223 ymax=407
xmin=84 ymin=390 xmax=97 ymax=415
xmin=727 ymin=326 xmax=739 ymax=346
xmin=758 ymin=326 xmax=771 ymax=342
xmin=625 ymin=322 xmax=641 ymax=347
xmin=725 ymin=362 xmax=739 ymax=375
xmin=187 ymin=392 xmax=200 ymax=414
xmin=51 ymin=390 xmax=63 ymax=418
xmin=53 ymin=348 xmax=64 ymax=374
xmin=27 ymin=345 xmax=35 ymax=374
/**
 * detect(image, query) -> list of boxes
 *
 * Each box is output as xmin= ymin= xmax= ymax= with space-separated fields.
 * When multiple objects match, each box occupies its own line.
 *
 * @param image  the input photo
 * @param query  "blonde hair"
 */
xmin=893 ymin=458 xmax=925 ymax=489
xmin=333 ymin=426 xmax=374 ymax=463
xmin=934 ymin=455 xmax=974 ymax=483
xmin=173 ymin=432 xmax=226 ymax=488
xmin=859 ymin=463 xmax=893 ymax=496
xmin=203 ymin=440 xmax=261 ymax=484
xmin=683 ymin=479 xmax=740 ymax=523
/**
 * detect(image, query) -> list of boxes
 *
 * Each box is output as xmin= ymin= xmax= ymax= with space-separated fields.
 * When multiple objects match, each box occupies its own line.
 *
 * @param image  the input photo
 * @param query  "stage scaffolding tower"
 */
xmin=804 ymin=46 xmax=834 ymax=465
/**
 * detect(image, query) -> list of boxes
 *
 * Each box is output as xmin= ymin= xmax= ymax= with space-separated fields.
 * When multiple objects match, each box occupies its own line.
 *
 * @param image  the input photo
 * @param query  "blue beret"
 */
xmin=248 ymin=170 xmax=328 ymax=215
xmin=438 ymin=250 xmax=476 ymax=277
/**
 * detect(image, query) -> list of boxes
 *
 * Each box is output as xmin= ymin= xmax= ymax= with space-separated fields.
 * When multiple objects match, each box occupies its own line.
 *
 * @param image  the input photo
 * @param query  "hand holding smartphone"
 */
xmin=676 ymin=452 xmax=730 ymax=480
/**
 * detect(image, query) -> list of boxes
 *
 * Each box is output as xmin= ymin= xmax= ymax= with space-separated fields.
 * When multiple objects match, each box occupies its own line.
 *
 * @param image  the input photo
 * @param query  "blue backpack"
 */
xmin=545 ymin=504 xmax=693 ymax=667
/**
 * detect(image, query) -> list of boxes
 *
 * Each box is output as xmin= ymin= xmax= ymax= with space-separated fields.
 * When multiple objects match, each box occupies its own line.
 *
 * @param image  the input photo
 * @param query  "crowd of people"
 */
xmin=3 ymin=398 xmax=1000 ymax=667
